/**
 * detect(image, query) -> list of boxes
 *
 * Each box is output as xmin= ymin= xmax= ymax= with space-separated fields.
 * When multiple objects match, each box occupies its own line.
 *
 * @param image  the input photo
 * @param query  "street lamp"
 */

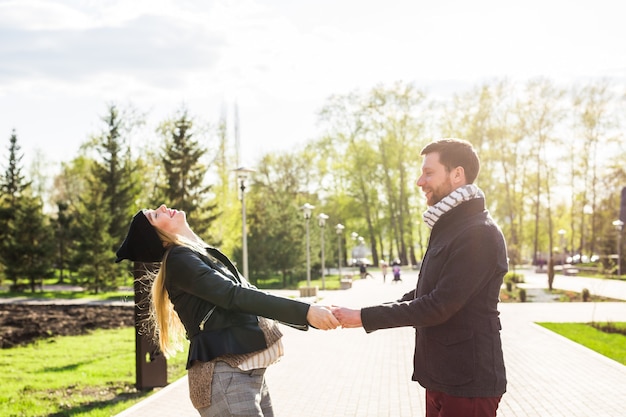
xmin=613 ymin=220 xmax=624 ymax=277
xmin=318 ymin=213 xmax=329 ymax=290
xmin=301 ymin=203 xmax=315 ymax=288
xmin=335 ymin=223 xmax=345 ymax=280
xmin=351 ymin=232 xmax=359 ymax=269
xmin=558 ymin=229 xmax=566 ymax=275
xmin=233 ymin=166 xmax=256 ymax=279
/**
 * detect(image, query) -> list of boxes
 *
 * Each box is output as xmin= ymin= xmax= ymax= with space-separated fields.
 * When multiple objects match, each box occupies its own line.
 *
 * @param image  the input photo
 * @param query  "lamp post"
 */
xmin=350 ymin=232 xmax=359 ymax=268
xmin=613 ymin=220 xmax=624 ymax=277
xmin=558 ymin=229 xmax=566 ymax=275
xmin=233 ymin=166 xmax=256 ymax=279
xmin=301 ymin=203 xmax=315 ymax=289
xmin=335 ymin=223 xmax=345 ymax=280
xmin=317 ymin=213 xmax=329 ymax=290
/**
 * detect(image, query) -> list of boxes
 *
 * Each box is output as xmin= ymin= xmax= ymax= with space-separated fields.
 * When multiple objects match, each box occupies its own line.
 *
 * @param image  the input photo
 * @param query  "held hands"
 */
xmin=331 ymin=306 xmax=363 ymax=328
xmin=306 ymin=305 xmax=341 ymax=330
xmin=305 ymin=305 xmax=364 ymax=330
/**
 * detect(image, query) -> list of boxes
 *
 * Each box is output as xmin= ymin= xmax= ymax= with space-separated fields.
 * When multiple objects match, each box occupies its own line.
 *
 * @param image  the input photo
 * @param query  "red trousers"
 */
xmin=426 ymin=389 xmax=501 ymax=417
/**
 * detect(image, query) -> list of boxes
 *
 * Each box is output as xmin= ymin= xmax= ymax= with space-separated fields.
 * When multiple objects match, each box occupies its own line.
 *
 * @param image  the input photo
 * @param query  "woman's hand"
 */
xmin=306 ymin=305 xmax=340 ymax=330
xmin=330 ymin=306 xmax=363 ymax=328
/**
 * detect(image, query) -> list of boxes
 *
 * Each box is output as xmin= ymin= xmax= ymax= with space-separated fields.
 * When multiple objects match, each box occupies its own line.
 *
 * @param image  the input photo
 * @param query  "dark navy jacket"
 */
xmin=164 ymin=245 xmax=310 ymax=368
xmin=361 ymin=198 xmax=508 ymax=397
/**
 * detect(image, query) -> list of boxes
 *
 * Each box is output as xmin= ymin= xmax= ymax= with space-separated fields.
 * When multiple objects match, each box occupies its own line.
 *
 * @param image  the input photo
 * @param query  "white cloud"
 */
xmin=0 ymin=0 xmax=625 ymax=172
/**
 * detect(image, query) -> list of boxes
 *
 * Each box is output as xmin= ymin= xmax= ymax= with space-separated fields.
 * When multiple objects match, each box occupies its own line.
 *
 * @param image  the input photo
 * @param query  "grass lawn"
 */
xmin=0 ymin=327 xmax=188 ymax=417
xmin=537 ymin=322 xmax=626 ymax=366
xmin=0 ymin=287 xmax=135 ymax=302
xmin=256 ymin=273 xmax=349 ymax=291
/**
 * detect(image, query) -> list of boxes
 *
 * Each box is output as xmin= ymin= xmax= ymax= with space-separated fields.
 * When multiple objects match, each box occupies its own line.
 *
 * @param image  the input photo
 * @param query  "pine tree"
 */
xmin=1 ymin=129 xmax=30 ymax=203
xmin=92 ymin=104 xmax=142 ymax=246
xmin=0 ymin=130 xmax=53 ymax=291
xmin=54 ymin=201 xmax=72 ymax=284
xmin=158 ymin=109 xmax=218 ymax=240
xmin=51 ymin=156 xmax=94 ymax=284
xmin=75 ymin=175 xmax=117 ymax=293
xmin=17 ymin=195 xmax=54 ymax=291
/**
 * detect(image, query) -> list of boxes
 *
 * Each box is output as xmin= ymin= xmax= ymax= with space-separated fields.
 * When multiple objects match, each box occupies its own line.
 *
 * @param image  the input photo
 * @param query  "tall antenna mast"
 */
xmin=234 ymin=101 xmax=241 ymax=167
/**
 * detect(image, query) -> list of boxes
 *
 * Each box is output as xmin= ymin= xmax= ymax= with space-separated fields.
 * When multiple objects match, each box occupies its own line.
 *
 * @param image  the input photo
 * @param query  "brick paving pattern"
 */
xmin=115 ymin=269 xmax=626 ymax=417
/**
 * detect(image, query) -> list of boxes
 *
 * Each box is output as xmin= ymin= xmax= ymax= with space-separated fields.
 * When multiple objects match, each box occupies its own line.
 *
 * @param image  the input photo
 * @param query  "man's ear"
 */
xmin=452 ymin=166 xmax=467 ymax=186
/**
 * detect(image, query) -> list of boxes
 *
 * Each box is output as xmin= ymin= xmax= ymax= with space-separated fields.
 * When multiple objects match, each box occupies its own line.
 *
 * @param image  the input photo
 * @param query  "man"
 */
xmin=333 ymin=138 xmax=508 ymax=417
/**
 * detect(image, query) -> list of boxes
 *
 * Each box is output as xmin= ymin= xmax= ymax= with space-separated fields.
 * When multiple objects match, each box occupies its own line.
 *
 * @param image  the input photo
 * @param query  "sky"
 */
xmin=1 ymin=0 xmax=625 ymax=174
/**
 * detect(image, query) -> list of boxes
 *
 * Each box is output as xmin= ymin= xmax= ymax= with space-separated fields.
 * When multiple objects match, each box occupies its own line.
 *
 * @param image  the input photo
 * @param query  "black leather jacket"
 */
xmin=164 ymin=245 xmax=310 ymax=368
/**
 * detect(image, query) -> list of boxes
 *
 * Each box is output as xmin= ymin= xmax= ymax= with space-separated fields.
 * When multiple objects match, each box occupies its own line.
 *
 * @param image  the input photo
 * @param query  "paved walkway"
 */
xmin=115 ymin=269 xmax=626 ymax=417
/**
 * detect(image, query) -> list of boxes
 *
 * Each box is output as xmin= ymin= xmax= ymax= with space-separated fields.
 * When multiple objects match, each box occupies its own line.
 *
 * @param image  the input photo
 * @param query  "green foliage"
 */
xmin=0 ymin=328 xmax=188 ymax=417
xmin=246 ymin=152 xmax=311 ymax=285
xmin=0 ymin=131 xmax=54 ymax=288
xmin=581 ymin=287 xmax=591 ymax=302
xmin=0 ymin=129 xmax=30 ymax=201
xmin=52 ymin=157 xmax=97 ymax=281
xmin=15 ymin=195 xmax=55 ymax=290
xmin=75 ymin=176 xmax=117 ymax=293
xmin=157 ymin=108 xmax=219 ymax=242
xmin=504 ymin=271 xmax=525 ymax=284
xmin=2 ymin=78 xmax=626 ymax=287
xmin=538 ymin=322 xmax=626 ymax=365
xmin=256 ymin=274 xmax=344 ymax=291
xmin=317 ymin=83 xmax=428 ymax=265
xmin=90 ymin=104 xmax=143 ymax=247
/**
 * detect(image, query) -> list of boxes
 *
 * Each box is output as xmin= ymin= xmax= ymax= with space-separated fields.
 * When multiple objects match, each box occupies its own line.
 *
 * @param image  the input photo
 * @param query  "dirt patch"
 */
xmin=0 ymin=304 xmax=134 ymax=349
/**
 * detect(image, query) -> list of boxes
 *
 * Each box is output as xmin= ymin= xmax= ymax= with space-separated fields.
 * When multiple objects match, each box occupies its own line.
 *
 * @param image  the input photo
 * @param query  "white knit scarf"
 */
xmin=422 ymin=184 xmax=484 ymax=229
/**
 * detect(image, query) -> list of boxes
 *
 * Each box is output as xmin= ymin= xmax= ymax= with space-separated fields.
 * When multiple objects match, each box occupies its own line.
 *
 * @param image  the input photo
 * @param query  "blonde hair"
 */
xmin=149 ymin=227 xmax=208 ymax=358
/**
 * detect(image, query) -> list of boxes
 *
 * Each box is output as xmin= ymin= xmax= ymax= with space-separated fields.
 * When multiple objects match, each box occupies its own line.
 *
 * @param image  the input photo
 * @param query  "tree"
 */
xmin=364 ymin=82 xmax=427 ymax=265
xmin=317 ymin=82 xmax=428 ymax=266
xmin=157 ymin=108 xmax=218 ymax=241
xmin=51 ymin=156 xmax=95 ymax=281
xmin=570 ymin=80 xmax=619 ymax=259
xmin=16 ymin=195 xmax=55 ymax=291
xmin=207 ymin=109 xmax=239 ymax=256
xmin=54 ymin=201 xmax=72 ymax=283
xmin=75 ymin=174 xmax=117 ymax=293
xmin=439 ymin=80 xmax=528 ymax=265
xmin=0 ymin=130 xmax=53 ymax=290
xmin=515 ymin=78 xmax=566 ymax=265
xmin=247 ymin=151 xmax=313 ymax=286
xmin=90 ymin=104 xmax=144 ymax=246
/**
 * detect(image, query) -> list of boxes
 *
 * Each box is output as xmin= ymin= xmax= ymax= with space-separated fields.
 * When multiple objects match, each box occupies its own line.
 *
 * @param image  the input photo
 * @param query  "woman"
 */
xmin=115 ymin=204 xmax=339 ymax=416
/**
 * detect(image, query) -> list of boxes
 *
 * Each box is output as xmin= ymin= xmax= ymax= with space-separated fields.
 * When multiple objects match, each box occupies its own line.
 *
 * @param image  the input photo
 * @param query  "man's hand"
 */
xmin=331 ymin=306 xmax=363 ymax=328
xmin=306 ymin=305 xmax=340 ymax=330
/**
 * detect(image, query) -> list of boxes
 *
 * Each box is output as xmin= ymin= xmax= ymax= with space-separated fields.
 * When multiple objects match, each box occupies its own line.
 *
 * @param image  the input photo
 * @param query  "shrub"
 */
xmin=504 ymin=272 xmax=525 ymax=284
xmin=581 ymin=288 xmax=591 ymax=302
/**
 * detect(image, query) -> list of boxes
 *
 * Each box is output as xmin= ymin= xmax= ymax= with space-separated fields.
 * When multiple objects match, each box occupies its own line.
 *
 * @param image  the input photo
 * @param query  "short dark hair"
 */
xmin=420 ymin=138 xmax=480 ymax=184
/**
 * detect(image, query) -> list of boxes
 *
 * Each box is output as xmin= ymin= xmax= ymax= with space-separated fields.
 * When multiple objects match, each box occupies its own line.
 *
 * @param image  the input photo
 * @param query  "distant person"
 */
xmin=359 ymin=263 xmax=373 ymax=279
xmin=381 ymin=259 xmax=389 ymax=283
xmin=392 ymin=264 xmax=402 ymax=282
xmin=333 ymin=139 xmax=508 ymax=417
xmin=116 ymin=204 xmax=339 ymax=417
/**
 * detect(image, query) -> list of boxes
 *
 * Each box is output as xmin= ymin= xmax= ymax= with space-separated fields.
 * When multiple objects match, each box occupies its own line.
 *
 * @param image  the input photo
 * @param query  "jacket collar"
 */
xmin=204 ymin=246 xmax=244 ymax=284
xmin=431 ymin=198 xmax=486 ymax=234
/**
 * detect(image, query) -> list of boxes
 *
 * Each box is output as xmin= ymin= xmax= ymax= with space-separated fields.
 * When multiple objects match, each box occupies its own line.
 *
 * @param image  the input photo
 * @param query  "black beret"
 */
xmin=115 ymin=211 xmax=166 ymax=263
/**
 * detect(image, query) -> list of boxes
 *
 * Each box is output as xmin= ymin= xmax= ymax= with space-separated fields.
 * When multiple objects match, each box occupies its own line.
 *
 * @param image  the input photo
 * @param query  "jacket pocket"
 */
xmin=424 ymin=327 xmax=475 ymax=386
xmin=199 ymin=306 xmax=217 ymax=331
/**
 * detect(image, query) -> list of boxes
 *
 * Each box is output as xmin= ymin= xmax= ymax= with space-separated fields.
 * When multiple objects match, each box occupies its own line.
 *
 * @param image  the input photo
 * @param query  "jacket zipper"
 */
xmin=199 ymin=306 xmax=217 ymax=331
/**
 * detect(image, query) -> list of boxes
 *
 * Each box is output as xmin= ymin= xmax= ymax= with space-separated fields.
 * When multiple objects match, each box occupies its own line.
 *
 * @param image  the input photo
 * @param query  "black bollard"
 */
xmin=133 ymin=263 xmax=167 ymax=390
